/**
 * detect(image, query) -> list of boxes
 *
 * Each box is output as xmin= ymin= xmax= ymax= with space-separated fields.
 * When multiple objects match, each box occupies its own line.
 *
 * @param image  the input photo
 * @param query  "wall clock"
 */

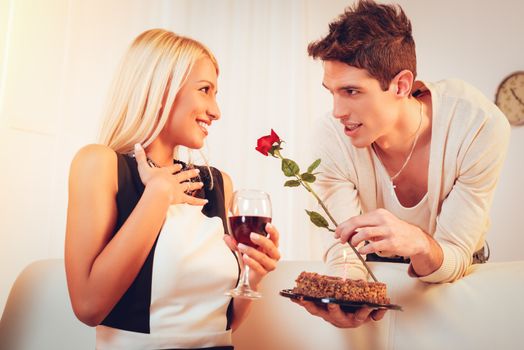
xmin=495 ymin=71 xmax=524 ymax=126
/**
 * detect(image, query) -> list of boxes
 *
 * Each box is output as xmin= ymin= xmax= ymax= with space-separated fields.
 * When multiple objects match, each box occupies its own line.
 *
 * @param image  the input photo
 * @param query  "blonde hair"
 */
xmin=98 ymin=29 xmax=218 ymax=154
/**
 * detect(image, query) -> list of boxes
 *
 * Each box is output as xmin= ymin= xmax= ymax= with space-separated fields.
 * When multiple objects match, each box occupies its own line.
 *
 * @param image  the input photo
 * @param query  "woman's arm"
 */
xmin=65 ymin=144 xmax=204 ymax=326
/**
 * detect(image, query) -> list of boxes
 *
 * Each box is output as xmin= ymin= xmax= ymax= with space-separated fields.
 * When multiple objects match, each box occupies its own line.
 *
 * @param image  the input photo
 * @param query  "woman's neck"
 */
xmin=144 ymin=140 xmax=176 ymax=167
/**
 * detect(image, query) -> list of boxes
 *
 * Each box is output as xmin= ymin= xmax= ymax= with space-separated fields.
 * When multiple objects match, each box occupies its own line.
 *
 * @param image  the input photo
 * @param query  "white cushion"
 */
xmin=0 ymin=259 xmax=94 ymax=350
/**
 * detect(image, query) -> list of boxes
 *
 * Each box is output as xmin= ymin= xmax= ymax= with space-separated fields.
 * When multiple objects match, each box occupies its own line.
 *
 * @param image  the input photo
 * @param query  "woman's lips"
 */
xmin=197 ymin=121 xmax=209 ymax=136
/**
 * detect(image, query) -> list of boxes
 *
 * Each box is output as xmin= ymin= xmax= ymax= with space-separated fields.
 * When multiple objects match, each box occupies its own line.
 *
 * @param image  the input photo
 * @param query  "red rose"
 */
xmin=255 ymin=129 xmax=281 ymax=156
xmin=254 ymin=130 xmax=377 ymax=282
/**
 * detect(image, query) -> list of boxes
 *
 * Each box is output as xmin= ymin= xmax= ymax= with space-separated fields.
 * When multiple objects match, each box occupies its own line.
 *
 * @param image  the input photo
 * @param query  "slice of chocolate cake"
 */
xmin=292 ymin=271 xmax=390 ymax=305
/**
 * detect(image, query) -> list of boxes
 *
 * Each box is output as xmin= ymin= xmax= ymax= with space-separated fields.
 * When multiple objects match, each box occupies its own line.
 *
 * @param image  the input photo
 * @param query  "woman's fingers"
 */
xmin=132 ymin=146 xmax=207 ymax=206
xmin=238 ymin=231 xmax=281 ymax=264
xmin=174 ymin=168 xmax=201 ymax=182
xmin=134 ymin=143 xmax=147 ymax=162
xmin=184 ymin=181 xmax=204 ymax=193
xmin=182 ymin=193 xmax=208 ymax=206
xmin=223 ymin=234 xmax=238 ymax=252
xmin=134 ymin=143 xmax=150 ymax=173
xmin=242 ymin=254 xmax=269 ymax=276
xmin=250 ymin=232 xmax=281 ymax=261
xmin=265 ymin=223 xmax=280 ymax=248
xmin=239 ymin=243 xmax=277 ymax=273
xmin=166 ymin=163 xmax=183 ymax=174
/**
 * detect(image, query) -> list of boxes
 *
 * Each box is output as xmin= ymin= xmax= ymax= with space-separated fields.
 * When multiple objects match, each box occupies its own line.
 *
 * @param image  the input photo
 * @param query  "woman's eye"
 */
xmin=199 ymin=86 xmax=210 ymax=94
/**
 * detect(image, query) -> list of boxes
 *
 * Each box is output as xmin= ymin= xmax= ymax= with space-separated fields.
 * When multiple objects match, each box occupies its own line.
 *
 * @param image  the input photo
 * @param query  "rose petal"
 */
xmin=255 ymin=145 xmax=269 ymax=156
xmin=270 ymin=129 xmax=280 ymax=143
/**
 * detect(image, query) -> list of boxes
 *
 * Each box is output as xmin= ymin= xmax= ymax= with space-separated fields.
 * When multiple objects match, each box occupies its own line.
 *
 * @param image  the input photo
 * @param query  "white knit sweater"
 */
xmin=313 ymin=79 xmax=510 ymax=283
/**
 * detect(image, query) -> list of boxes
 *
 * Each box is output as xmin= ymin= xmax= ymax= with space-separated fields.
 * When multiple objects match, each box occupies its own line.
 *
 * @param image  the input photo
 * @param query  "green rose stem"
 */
xmin=272 ymin=149 xmax=378 ymax=283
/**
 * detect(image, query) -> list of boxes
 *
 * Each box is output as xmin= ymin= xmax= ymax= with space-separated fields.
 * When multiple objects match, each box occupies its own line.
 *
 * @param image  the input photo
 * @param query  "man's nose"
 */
xmin=332 ymin=95 xmax=348 ymax=119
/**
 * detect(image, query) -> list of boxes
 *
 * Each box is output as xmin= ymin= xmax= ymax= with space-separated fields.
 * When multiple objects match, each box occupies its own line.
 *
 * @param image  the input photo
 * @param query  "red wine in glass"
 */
xmin=229 ymin=216 xmax=272 ymax=248
xmin=226 ymin=189 xmax=272 ymax=299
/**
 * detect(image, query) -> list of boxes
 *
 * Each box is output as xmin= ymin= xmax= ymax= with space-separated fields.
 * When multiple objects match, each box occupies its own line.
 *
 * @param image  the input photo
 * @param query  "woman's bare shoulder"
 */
xmin=70 ymin=144 xmax=118 ymax=191
xmin=72 ymin=144 xmax=116 ymax=166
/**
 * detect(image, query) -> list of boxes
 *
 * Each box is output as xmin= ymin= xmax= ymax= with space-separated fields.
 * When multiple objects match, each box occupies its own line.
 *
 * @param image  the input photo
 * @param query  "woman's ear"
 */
xmin=390 ymin=69 xmax=414 ymax=98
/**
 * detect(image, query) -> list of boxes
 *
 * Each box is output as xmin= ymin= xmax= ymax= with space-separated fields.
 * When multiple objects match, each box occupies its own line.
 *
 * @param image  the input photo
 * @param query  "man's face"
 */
xmin=322 ymin=61 xmax=398 ymax=148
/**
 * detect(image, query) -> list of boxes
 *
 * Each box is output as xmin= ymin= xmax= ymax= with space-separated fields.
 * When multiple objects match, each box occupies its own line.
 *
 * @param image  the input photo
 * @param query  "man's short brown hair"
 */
xmin=308 ymin=0 xmax=416 ymax=90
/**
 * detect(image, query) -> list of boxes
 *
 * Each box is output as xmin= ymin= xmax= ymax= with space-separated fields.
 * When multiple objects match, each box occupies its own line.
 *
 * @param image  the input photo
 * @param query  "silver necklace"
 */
xmin=373 ymin=99 xmax=423 ymax=188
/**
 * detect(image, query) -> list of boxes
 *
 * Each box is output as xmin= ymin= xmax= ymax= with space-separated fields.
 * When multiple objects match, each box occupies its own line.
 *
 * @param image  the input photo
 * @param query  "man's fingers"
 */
xmin=300 ymin=300 xmax=326 ymax=317
xmin=292 ymin=298 xmax=385 ymax=328
xmin=336 ymin=223 xmax=363 ymax=243
xmin=297 ymin=301 xmax=374 ymax=328
xmin=358 ymin=240 xmax=391 ymax=255
xmin=336 ymin=210 xmax=393 ymax=242
xmin=326 ymin=303 xmax=348 ymax=320
xmin=370 ymin=308 xmax=387 ymax=321
xmin=353 ymin=306 xmax=373 ymax=322
xmin=326 ymin=304 xmax=370 ymax=328
xmin=350 ymin=227 xmax=384 ymax=246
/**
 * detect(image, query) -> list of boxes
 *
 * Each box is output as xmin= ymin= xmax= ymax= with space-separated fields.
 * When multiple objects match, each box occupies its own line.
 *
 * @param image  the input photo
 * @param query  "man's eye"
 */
xmin=344 ymin=89 xmax=358 ymax=95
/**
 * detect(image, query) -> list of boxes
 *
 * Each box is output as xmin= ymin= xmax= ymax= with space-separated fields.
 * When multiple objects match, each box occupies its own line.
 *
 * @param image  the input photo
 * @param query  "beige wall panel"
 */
xmin=1 ymin=0 xmax=70 ymax=134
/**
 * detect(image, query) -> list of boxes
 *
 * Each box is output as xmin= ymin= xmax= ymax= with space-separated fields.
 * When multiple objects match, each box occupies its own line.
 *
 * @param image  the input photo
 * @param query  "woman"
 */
xmin=65 ymin=29 xmax=280 ymax=349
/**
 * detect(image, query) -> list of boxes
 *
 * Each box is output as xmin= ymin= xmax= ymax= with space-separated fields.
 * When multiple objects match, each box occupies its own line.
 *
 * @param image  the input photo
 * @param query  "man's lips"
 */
xmin=342 ymin=122 xmax=363 ymax=132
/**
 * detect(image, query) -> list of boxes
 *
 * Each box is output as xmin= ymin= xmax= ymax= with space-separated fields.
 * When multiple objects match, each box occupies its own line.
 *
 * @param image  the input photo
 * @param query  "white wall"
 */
xmin=1 ymin=0 xmax=523 ymax=315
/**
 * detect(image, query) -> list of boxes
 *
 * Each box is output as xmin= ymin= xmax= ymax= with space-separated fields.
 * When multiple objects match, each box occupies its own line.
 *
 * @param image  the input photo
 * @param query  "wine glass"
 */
xmin=226 ymin=189 xmax=272 ymax=299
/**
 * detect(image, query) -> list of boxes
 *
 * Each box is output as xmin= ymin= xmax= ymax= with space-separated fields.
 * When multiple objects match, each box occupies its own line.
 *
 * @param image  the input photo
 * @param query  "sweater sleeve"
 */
xmin=312 ymin=117 xmax=368 ymax=280
xmin=416 ymin=106 xmax=510 ymax=283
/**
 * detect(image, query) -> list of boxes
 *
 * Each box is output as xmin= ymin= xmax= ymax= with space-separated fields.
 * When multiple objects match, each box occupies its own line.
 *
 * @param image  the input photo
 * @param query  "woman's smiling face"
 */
xmin=160 ymin=56 xmax=220 ymax=149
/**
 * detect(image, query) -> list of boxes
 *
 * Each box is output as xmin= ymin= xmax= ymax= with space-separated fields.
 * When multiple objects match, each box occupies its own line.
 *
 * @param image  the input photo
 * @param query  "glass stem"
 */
xmin=241 ymin=261 xmax=251 ymax=288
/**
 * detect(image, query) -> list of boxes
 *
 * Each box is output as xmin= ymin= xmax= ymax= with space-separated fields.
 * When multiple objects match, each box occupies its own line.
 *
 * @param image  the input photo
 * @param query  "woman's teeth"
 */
xmin=198 ymin=121 xmax=208 ymax=132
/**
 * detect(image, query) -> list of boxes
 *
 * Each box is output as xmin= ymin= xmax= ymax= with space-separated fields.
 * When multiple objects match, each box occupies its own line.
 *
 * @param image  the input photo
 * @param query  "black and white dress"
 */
xmin=96 ymin=154 xmax=239 ymax=350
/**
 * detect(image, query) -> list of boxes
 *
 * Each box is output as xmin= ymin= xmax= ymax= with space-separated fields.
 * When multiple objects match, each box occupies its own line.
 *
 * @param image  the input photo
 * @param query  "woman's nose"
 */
xmin=208 ymin=100 xmax=221 ymax=120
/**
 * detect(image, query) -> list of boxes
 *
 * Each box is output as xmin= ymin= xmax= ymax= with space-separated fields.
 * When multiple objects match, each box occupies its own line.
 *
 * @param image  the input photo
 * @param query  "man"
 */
xmin=296 ymin=0 xmax=510 ymax=327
